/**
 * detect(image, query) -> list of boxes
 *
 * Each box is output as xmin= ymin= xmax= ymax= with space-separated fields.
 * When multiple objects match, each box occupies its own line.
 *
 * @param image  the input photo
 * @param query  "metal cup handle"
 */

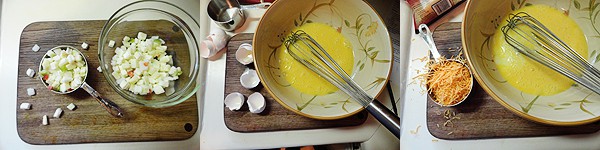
xmin=81 ymin=82 xmax=124 ymax=117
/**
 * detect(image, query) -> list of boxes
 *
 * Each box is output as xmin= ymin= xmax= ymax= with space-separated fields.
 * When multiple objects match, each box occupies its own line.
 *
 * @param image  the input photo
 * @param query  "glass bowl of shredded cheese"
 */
xmin=98 ymin=0 xmax=202 ymax=108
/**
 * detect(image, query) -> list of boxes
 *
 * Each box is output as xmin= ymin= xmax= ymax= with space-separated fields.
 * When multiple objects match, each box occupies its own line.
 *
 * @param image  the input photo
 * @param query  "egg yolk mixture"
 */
xmin=277 ymin=23 xmax=354 ymax=95
xmin=492 ymin=5 xmax=588 ymax=96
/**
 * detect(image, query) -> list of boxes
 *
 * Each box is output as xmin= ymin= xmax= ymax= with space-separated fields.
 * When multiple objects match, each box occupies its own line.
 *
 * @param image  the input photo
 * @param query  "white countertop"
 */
xmin=0 ymin=0 xmax=397 ymax=149
xmin=400 ymin=1 xmax=600 ymax=149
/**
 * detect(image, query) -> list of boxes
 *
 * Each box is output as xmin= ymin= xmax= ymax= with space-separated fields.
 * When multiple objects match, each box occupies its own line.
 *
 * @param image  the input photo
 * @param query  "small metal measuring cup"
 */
xmin=207 ymin=0 xmax=270 ymax=31
xmin=418 ymin=24 xmax=474 ymax=107
xmin=39 ymin=45 xmax=124 ymax=117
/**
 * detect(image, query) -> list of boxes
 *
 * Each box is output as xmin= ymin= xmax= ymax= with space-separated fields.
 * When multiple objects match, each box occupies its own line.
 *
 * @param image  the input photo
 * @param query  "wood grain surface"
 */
xmin=16 ymin=21 xmax=198 ymax=144
xmin=426 ymin=22 xmax=600 ymax=140
xmin=223 ymin=33 xmax=368 ymax=132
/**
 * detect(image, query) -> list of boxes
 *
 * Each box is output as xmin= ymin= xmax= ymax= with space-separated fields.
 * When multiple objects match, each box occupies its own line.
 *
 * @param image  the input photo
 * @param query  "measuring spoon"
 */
xmin=207 ymin=0 xmax=271 ymax=31
xmin=39 ymin=45 xmax=124 ymax=117
xmin=418 ymin=24 xmax=474 ymax=107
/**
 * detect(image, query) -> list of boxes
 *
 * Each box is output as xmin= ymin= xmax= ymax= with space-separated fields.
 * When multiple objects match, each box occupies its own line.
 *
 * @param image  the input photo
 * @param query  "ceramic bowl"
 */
xmin=253 ymin=0 xmax=392 ymax=119
xmin=98 ymin=0 xmax=202 ymax=108
xmin=463 ymin=0 xmax=600 ymax=125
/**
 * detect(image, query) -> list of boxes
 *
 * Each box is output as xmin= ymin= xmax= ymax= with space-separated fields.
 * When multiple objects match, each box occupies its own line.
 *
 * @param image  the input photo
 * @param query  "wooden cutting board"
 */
xmin=223 ymin=33 xmax=368 ymax=132
xmin=16 ymin=21 xmax=198 ymax=144
xmin=426 ymin=22 xmax=600 ymax=140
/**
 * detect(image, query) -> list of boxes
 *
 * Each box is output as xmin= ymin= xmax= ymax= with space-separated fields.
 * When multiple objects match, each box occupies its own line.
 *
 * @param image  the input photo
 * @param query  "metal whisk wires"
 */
xmin=283 ymin=30 xmax=371 ymax=106
xmin=283 ymin=30 xmax=400 ymax=138
xmin=501 ymin=12 xmax=600 ymax=95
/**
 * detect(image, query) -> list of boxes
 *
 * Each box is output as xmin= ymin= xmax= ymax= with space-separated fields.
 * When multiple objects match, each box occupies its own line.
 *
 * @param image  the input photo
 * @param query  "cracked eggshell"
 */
xmin=200 ymin=40 xmax=218 ymax=58
xmin=209 ymin=28 xmax=229 ymax=50
xmin=247 ymin=92 xmax=266 ymax=113
xmin=200 ymin=28 xmax=230 ymax=59
xmin=235 ymin=43 xmax=253 ymax=65
xmin=224 ymin=92 xmax=244 ymax=111
xmin=240 ymin=69 xmax=260 ymax=89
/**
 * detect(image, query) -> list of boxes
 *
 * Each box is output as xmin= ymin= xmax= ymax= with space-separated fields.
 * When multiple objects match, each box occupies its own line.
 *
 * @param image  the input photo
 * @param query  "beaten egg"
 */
xmin=277 ymin=23 xmax=354 ymax=95
xmin=492 ymin=5 xmax=588 ymax=96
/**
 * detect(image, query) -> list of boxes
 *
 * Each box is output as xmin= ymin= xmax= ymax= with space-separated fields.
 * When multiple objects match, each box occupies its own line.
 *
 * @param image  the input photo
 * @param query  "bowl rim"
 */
xmin=252 ymin=0 xmax=394 ymax=120
xmin=461 ymin=0 xmax=600 ymax=126
xmin=98 ymin=0 xmax=201 ymax=108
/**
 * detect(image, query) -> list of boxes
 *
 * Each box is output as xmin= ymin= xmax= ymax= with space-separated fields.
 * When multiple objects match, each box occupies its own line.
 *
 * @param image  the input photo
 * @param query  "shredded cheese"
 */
xmin=426 ymin=59 xmax=472 ymax=106
xmin=410 ymin=125 xmax=422 ymax=134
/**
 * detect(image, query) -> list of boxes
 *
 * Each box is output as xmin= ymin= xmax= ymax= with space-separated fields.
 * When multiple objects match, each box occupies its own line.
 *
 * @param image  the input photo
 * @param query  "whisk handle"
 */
xmin=366 ymin=99 xmax=400 ymax=139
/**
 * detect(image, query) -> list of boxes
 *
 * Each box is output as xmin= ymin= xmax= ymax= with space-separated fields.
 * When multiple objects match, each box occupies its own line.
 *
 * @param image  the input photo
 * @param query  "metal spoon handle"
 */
xmin=418 ymin=24 xmax=442 ymax=61
xmin=241 ymin=2 xmax=271 ymax=9
xmin=81 ymin=82 xmax=124 ymax=117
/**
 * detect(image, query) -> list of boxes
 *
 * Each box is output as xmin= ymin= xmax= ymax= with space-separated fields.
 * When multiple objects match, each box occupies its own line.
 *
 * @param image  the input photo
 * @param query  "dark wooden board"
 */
xmin=17 ymin=21 xmax=198 ymax=144
xmin=426 ymin=22 xmax=600 ymax=140
xmin=223 ymin=33 xmax=368 ymax=132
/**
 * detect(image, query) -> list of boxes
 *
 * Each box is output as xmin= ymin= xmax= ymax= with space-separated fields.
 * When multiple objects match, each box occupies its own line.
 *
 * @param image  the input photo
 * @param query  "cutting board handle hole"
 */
xmin=184 ymin=123 xmax=193 ymax=132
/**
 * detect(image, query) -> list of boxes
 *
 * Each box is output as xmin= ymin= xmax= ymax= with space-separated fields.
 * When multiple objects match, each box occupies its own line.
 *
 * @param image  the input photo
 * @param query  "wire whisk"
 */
xmin=283 ymin=30 xmax=400 ymax=138
xmin=502 ymin=12 xmax=600 ymax=95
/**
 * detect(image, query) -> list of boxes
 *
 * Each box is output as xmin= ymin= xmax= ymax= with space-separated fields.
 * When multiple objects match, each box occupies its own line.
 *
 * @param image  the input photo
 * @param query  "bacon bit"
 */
xmin=43 ymin=74 xmax=49 ymax=81
xmin=128 ymin=70 xmax=134 ymax=77
xmin=144 ymin=62 xmax=149 ymax=66
xmin=47 ymin=86 xmax=53 ymax=90
xmin=336 ymin=27 xmax=342 ymax=33
xmin=144 ymin=92 xmax=154 ymax=100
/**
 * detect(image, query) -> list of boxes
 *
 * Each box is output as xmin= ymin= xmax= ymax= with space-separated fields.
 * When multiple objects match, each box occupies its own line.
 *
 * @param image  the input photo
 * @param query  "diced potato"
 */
xmin=59 ymin=83 xmax=68 ymax=92
xmin=133 ymin=85 xmax=143 ymax=94
xmin=75 ymin=54 xmax=82 ymax=62
xmin=67 ymin=55 xmax=75 ymax=63
xmin=40 ymin=47 xmax=87 ymax=92
xmin=137 ymin=32 xmax=147 ymax=40
xmin=123 ymin=36 xmax=130 ymax=42
xmin=65 ymin=64 xmax=76 ymax=70
xmin=109 ymin=34 xmax=182 ymax=96
xmin=153 ymin=85 xmax=165 ymax=94
xmin=46 ymin=50 xmax=56 ymax=57
xmin=134 ymin=52 xmax=141 ymax=59
xmin=119 ymin=80 xmax=129 ymax=89
xmin=58 ymin=58 xmax=68 ymax=67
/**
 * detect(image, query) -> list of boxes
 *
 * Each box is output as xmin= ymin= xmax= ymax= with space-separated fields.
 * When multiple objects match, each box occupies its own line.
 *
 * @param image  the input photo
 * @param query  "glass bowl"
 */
xmin=98 ymin=0 xmax=201 ymax=108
